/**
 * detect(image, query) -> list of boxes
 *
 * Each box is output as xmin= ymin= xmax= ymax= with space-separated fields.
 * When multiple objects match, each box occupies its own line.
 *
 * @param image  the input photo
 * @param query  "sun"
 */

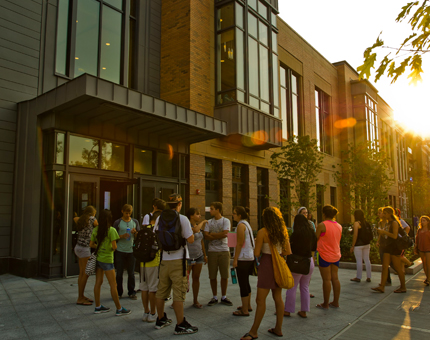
xmin=394 ymin=109 xmax=430 ymax=139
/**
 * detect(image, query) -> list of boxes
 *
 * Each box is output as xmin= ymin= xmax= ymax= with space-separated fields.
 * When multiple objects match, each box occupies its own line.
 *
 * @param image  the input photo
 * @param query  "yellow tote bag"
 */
xmin=269 ymin=239 xmax=294 ymax=290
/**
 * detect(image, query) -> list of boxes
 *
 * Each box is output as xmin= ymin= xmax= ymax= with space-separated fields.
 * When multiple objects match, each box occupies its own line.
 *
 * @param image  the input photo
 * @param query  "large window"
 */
xmin=280 ymin=66 xmax=300 ymax=139
xmin=257 ymin=168 xmax=268 ymax=229
xmin=216 ymin=1 xmax=279 ymax=115
xmin=232 ymin=163 xmax=246 ymax=208
xmin=366 ymin=95 xmax=379 ymax=148
xmin=315 ymin=88 xmax=333 ymax=155
xmin=55 ymin=0 xmax=136 ymax=85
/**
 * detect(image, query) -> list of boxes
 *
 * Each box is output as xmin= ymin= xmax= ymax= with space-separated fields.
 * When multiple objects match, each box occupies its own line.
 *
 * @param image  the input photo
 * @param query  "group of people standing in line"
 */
xmin=72 ymin=191 xmax=429 ymax=338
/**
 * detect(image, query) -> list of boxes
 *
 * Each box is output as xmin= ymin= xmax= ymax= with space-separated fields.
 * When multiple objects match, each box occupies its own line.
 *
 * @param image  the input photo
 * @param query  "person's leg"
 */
xmin=208 ymin=252 xmax=218 ymax=297
xmin=379 ymin=247 xmax=391 ymax=284
xmin=284 ymin=272 xmax=300 ymax=314
xmin=300 ymin=257 xmax=314 ymax=313
xmin=425 ymin=253 xmax=430 ymax=282
xmin=220 ymin=251 xmax=230 ymax=297
xmin=271 ymin=287 xmax=284 ymax=336
xmin=141 ymin=291 xmax=149 ymax=313
xmin=330 ymin=265 xmax=341 ymax=307
xmin=171 ymin=260 xmax=188 ymax=325
xmin=420 ymin=252 xmax=428 ymax=279
xmin=363 ymin=244 xmax=372 ymax=280
xmin=236 ymin=261 xmax=251 ymax=314
xmin=77 ymin=256 xmax=90 ymax=304
xmin=104 ymin=268 xmax=121 ymax=310
xmin=354 ymin=246 xmax=363 ymax=280
xmin=318 ymin=265 xmax=331 ymax=308
xmin=391 ymin=255 xmax=406 ymax=291
xmin=114 ymin=251 xmax=125 ymax=297
xmin=149 ymin=292 xmax=156 ymax=314
xmin=191 ymin=264 xmax=203 ymax=305
xmin=377 ymin=253 xmax=392 ymax=291
xmin=247 ymin=287 xmax=270 ymax=338
xmin=126 ymin=253 xmax=136 ymax=296
xmin=94 ymin=267 xmax=104 ymax=307
xmin=155 ymin=262 xmax=170 ymax=319
xmin=400 ymin=255 xmax=411 ymax=267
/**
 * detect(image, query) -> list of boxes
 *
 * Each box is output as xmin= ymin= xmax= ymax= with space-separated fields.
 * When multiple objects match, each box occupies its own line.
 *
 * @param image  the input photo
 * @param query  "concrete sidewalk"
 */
xmin=0 ymin=266 xmax=426 ymax=340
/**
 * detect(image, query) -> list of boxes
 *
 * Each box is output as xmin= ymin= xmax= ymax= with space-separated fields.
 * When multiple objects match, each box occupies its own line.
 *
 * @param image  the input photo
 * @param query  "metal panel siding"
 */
xmin=0 ymin=0 xmax=42 ymax=259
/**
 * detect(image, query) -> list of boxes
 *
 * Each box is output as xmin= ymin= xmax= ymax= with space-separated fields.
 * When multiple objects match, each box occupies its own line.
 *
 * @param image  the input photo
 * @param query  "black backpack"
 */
xmin=156 ymin=209 xmax=185 ymax=252
xmin=133 ymin=225 xmax=158 ymax=263
xmin=396 ymin=224 xmax=414 ymax=251
xmin=361 ymin=221 xmax=374 ymax=244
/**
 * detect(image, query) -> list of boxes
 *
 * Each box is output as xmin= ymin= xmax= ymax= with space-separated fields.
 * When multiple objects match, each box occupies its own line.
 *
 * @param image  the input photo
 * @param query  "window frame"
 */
xmin=54 ymin=0 xmax=132 ymax=86
xmin=315 ymin=88 xmax=333 ymax=155
xmin=280 ymin=66 xmax=301 ymax=139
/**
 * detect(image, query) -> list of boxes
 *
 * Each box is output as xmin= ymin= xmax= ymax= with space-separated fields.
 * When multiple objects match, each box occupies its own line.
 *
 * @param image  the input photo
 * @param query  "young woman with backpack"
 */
xmin=350 ymin=209 xmax=372 ymax=283
xmin=74 ymin=205 xmax=98 ymax=306
xmin=90 ymin=209 xmax=131 ymax=315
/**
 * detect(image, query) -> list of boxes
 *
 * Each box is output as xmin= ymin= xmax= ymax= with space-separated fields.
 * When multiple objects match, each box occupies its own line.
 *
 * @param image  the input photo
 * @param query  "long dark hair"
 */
xmin=262 ymin=207 xmax=288 ymax=247
xmin=96 ymin=210 xmax=112 ymax=247
xmin=292 ymin=214 xmax=314 ymax=240
xmin=354 ymin=209 xmax=368 ymax=229
xmin=77 ymin=205 xmax=96 ymax=231
xmin=234 ymin=206 xmax=249 ymax=221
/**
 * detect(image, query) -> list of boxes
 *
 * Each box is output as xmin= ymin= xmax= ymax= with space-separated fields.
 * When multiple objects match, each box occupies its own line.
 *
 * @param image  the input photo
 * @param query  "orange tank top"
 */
xmin=317 ymin=220 xmax=342 ymax=263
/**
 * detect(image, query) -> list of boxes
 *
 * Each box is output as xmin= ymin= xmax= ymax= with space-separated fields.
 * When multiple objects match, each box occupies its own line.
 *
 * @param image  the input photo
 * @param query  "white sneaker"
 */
xmin=147 ymin=313 xmax=157 ymax=323
xmin=142 ymin=312 xmax=150 ymax=322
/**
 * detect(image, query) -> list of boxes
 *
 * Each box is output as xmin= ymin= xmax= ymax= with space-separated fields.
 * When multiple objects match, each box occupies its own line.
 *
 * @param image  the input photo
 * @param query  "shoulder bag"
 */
xmin=287 ymin=253 xmax=310 ymax=275
xmin=268 ymin=231 xmax=294 ymax=289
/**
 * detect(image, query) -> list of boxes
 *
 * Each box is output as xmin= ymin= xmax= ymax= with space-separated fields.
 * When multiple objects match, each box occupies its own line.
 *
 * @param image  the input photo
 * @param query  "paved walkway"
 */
xmin=0 ymin=266 xmax=427 ymax=340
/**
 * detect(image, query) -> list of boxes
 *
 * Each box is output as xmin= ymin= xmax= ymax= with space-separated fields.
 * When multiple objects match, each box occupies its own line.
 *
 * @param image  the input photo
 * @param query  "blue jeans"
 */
xmin=114 ymin=251 xmax=136 ymax=297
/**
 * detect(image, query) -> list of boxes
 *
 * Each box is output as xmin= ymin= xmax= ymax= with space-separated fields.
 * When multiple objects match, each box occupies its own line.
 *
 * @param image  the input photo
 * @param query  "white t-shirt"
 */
xmin=142 ymin=213 xmax=152 ymax=226
xmin=204 ymin=216 xmax=231 ymax=252
xmin=400 ymin=219 xmax=409 ymax=230
xmin=154 ymin=213 xmax=193 ymax=261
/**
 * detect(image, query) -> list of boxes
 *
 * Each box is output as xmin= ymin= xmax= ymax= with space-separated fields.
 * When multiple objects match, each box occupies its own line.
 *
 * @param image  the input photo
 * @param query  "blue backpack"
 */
xmin=156 ymin=209 xmax=185 ymax=252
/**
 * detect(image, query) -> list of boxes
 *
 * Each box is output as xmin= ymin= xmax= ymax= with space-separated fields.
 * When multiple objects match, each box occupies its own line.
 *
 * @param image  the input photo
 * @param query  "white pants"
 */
xmin=354 ymin=244 xmax=371 ymax=279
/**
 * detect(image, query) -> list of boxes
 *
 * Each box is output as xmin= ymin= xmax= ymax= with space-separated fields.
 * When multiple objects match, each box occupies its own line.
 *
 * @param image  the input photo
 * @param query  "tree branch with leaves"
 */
xmin=357 ymin=0 xmax=429 ymax=84
xmin=270 ymin=135 xmax=325 ymax=219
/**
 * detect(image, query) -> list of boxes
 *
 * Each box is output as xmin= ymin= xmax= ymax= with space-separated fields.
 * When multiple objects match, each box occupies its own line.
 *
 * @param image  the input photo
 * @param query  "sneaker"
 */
xmin=94 ymin=305 xmax=111 ymax=314
xmin=147 ymin=313 xmax=157 ymax=323
xmin=221 ymin=297 xmax=233 ymax=306
xmin=116 ymin=307 xmax=131 ymax=316
xmin=165 ymin=296 xmax=172 ymax=301
xmin=174 ymin=318 xmax=198 ymax=335
xmin=129 ymin=294 xmax=138 ymax=300
xmin=207 ymin=298 xmax=218 ymax=306
xmin=155 ymin=313 xmax=172 ymax=329
xmin=142 ymin=312 xmax=150 ymax=322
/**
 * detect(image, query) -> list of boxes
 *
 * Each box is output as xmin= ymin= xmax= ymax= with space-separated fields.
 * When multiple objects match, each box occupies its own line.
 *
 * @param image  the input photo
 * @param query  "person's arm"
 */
xmin=315 ymin=222 xmax=326 ymax=240
xmin=350 ymin=222 xmax=360 ymax=253
xmin=131 ymin=219 xmax=138 ymax=234
xmin=186 ymin=235 xmax=195 ymax=243
xmin=201 ymin=239 xmax=207 ymax=264
xmin=254 ymin=228 xmax=265 ymax=257
xmin=192 ymin=220 xmax=207 ymax=234
xmin=89 ymin=240 xmax=97 ymax=249
xmin=233 ymin=223 xmax=246 ymax=268
xmin=111 ymin=240 xmax=117 ymax=251
xmin=93 ymin=218 xmax=98 ymax=227
xmin=209 ymin=230 xmax=229 ymax=239
xmin=73 ymin=216 xmax=79 ymax=223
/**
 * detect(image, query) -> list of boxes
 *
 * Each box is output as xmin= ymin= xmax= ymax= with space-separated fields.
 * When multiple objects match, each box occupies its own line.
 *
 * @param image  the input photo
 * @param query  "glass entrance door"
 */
xmin=66 ymin=174 xmax=99 ymax=276
xmin=139 ymin=181 xmax=178 ymax=218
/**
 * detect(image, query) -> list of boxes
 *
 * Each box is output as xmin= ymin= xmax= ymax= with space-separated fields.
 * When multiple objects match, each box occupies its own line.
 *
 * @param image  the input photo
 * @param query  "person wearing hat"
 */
xmin=294 ymin=207 xmax=316 ymax=232
xmin=153 ymin=194 xmax=198 ymax=335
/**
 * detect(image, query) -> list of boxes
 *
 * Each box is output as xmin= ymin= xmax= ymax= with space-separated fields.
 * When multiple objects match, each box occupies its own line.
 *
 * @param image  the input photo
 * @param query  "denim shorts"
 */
xmin=97 ymin=261 xmax=115 ymax=271
xmin=187 ymin=255 xmax=205 ymax=266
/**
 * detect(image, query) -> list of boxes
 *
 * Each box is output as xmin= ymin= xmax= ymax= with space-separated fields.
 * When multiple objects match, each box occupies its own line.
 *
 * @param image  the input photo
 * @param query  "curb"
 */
xmin=338 ymin=258 xmax=423 ymax=275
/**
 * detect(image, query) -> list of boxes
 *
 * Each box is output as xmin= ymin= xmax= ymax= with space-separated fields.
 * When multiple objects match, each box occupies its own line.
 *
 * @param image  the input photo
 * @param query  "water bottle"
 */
xmin=231 ymin=267 xmax=237 ymax=284
xmin=126 ymin=227 xmax=131 ymax=240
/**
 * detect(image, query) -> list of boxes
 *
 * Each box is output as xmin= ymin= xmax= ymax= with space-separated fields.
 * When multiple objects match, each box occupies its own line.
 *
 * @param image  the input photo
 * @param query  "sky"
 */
xmin=278 ymin=0 xmax=430 ymax=138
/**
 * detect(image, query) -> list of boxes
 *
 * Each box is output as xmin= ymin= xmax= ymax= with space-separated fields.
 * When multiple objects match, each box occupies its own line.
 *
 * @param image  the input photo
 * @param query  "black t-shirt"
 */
xmin=290 ymin=230 xmax=317 ymax=258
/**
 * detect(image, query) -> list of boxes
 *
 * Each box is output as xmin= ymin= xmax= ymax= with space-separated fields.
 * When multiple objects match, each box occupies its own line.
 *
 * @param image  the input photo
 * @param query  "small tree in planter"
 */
xmin=270 ymin=135 xmax=326 ymax=222
xmin=333 ymin=141 xmax=394 ymax=222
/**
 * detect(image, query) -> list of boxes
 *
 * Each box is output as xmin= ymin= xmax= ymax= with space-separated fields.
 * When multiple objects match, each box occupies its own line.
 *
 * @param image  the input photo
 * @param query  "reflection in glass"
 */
xmin=280 ymin=67 xmax=286 ymax=87
xmin=134 ymin=148 xmax=153 ymax=174
xmin=259 ymin=45 xmax=269 ymax=101
xmin=281 ymin=87 xmax=287 ymax=139
xmin=248 ymin=13 xmax=257 ymax=38
xmin=104 ymin=0 xmax=123 ymax=10
xmin=261 ymin=102 xmax=269 ymax=114
xmin=53 ymin=171 xmax=64 ymax=264
xmin=272 ymin=54 xmax=279 ymax=108
xmin=217 ymin=3 xmax=234 ymax=30
xmin=258 ymin=22 xmax=268 ymax=46
xmin=272 ymin=31 xmax=277 ymax=53
xmin=271 ymin=12 xmax=277 ymax=27
xmin=55 ymin=133 xmax=65 ymax=164
xmin=180 ymin=154 xmax=186 ymax=179
xmin=55 ymin=0 xmax=69 ymax=75
xmin=205 ymin=160 xmax=217 ymax=178
xmin=100 ymin=7 xmax=122 ymax=83
xmin=236 ymin=28 xmax=244 ymax=90
xmin=248 ymin=0 xmax=257 ymax=10
xmin=69 ymin=135 xmax=99 ymax=168
xmin=75 ymin=0 xmax=100 ymax=77
xmin=249 ymin=96 xmax=259 ymax=110
xmin=248 ymin=37 xmax=258 ymax=97
xmin=292 ymin=74 xmax=299 ymax=136
xmin=217 ymin=29 xmax=235 ymax=92
xmin=157 ymin=153 xmax=173 ymax=177
xmin=258 ymin=1 xmax=267 ymax=19
xmin=102 ymin=142 xmax=125 ymax=171
xmin=237 ymin=90 xmax=245 ymax=103
xmin=235 ymin=2 xmax=243 ymax=28
xmin=217 ymin=91 xmax=236 ymax=105
xmin=129 ymin=18 xmax=136 ymax=88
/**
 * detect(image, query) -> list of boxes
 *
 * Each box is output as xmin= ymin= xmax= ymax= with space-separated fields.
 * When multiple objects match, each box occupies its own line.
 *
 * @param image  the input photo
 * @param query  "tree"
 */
xmin=404 ymin=168 xmax=430 ymax=216
xmin=333 ymin=142 xmax=394 ymax=222
xmin=270 ymin=135 xmax=325 ymax=220
xmin=357 ymin=1 xmax=429 ymax=85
